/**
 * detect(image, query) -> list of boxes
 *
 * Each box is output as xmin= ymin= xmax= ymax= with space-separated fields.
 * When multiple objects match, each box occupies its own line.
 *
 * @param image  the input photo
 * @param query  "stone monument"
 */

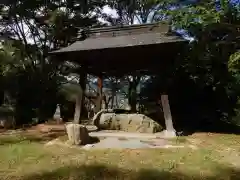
xmin=53 ymin=104 xmax=62 ymax=124
xmin=92 ymin=109 xmax=163 ymax=133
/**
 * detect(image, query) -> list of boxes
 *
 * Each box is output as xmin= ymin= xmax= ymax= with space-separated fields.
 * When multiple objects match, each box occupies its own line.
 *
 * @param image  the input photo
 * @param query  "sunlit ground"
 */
xmin=0 ymin=132 xmax=240 ymax=180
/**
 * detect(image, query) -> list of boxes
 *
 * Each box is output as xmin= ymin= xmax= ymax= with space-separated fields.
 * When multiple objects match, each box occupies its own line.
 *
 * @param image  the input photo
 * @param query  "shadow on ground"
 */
xmin=178 ymin=120 xmax=240 ymax=136
xmin=0 ymin=131 xmax=66 ymax=145
xmin=0 ymin=131 xmax=101 ymax=146
xmin=21 ymin=163 xmax=240 ymax=180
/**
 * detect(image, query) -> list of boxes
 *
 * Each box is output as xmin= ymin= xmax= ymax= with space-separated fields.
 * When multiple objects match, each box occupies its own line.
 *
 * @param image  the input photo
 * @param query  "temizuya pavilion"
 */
xmin=50 ymin=22 xmax=188 ymax=137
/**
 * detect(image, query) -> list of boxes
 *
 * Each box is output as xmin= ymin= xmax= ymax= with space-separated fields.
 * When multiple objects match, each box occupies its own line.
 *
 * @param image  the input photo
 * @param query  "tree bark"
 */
xmin=128 ymin=76 xmax=140 ymax=113
xmin=102 ymin=95 xmax=106 ymax=109
xmin=115 ymin=95 xmax=118 ymax=108
xmin=73 ymin=67 xmax=86 ymax=124
xmin=73 ymin=93 xmax=82 ymax=124
xmin=129 ymin=86 xmax=137 ymax=112
xmin=95 ymin=75 xmax=103 ymax=112
xmin=111 ymin=94 xmax=114 ymax=109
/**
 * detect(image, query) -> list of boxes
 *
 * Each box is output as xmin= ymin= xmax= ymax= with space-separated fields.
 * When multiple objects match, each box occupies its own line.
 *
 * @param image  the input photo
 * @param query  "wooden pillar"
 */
xmin=161 ymin=94 xmax=176 ymax=137
xmin=95 ymin=75 xmax=103 ymax=112
xmin=74 ymin=66 xmax=86 ymax=124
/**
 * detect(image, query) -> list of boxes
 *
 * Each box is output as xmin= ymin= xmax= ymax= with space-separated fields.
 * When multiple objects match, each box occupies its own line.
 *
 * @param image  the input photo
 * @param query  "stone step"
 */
xmin=89 ymin=130 xmax=176 ymax=139
xmin=89 ymin=132 xmax=161 ymax=139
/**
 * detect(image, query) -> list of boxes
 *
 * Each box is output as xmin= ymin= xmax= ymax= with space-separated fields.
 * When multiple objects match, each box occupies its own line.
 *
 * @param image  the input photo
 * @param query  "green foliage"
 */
xmin=102 ymin=0 xmax=169 ymax=24
xmin=0 ymin=0 xmax=106 ymax=125
xmin=229 ymin=52 xmax=240 ymax=73
xmin=165 ymin=2 xmax=221 ymax=34
xmin=139 ymin=0 xmax=240 ymax=130
xmin=0 ymin=41 xmax=27 ymax=76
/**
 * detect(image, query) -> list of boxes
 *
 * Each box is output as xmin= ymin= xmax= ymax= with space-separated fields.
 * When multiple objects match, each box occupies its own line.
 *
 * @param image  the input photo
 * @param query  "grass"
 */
xmin=0 ymin=131 xmax=240 ymax=180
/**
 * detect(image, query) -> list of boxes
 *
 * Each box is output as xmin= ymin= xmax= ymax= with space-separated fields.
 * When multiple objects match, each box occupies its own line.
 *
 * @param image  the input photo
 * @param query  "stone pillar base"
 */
xmin=162 ymin=129 xmax=176 ymax=138
xmin=65 ymin=123 xmax=90 ymax=145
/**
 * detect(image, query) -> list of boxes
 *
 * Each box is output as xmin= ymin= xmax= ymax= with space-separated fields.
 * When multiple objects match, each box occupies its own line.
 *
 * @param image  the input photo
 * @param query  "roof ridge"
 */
xmin=77 ymin=22 xmax=170 ymax=36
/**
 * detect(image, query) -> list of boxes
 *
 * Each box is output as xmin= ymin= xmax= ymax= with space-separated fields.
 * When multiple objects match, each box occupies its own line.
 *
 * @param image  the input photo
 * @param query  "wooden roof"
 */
xmin=50 ymin=23 xmax=188 ymax=76
xmin=51 ymin=22 xmax=185 ymax=53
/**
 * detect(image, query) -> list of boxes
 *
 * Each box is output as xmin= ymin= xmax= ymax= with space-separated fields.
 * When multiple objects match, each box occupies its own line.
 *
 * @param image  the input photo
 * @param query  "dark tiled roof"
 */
xmin=50 ymin=23 xmax=187 ymax=54
xmin=51 ymin=33 xmax=185 ymax=53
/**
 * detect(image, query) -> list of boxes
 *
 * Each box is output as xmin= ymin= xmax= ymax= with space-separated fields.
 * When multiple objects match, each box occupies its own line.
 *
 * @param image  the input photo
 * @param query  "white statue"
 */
xmin=53 ymin=104 xmax=62 ymax=123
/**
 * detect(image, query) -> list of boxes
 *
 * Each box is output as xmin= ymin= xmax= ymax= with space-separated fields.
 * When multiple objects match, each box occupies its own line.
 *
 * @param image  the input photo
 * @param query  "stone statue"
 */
xmin=53 ymin=104 xmax=62 ymax=124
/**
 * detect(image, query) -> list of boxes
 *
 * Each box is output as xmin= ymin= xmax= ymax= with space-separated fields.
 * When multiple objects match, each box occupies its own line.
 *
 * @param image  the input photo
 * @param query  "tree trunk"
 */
xmin=110 ymin=80 xmax=116 ymax=109
xmin=111 ymin=95 xmax=114 ymax=109
xmin=102 ymin=95 xmax=106 ymax=109
xmin=128 ymin=77 xmax=138 ymax=113
xmin=115 ymin=95 xmax=118 ymax=108
xmin=96 ymin=76 xmax=103 ymax=112
xmin=103 ymin=95 xmax=108 ymax=109
xmin=73 ymin=93 xmax=82 ymax=124
xmin=129 ymin=87 xmax=137 ymax=112
xmin=73 ymin=67 xmax=86 ymax=124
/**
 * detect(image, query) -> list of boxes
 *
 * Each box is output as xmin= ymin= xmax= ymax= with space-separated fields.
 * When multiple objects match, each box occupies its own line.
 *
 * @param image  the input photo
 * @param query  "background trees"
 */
xmin=140 ymin=0 xmax=240 ymax=131
xmin=0 ymin=0 xmax=105 ymax=124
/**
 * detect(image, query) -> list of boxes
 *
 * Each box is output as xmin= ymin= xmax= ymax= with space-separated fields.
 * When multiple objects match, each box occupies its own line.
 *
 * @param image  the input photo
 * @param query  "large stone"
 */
xmin=92 ymin=110 xmax=163 ymax=133
xmin=65 ymin=123 xmax=90 ymax=145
